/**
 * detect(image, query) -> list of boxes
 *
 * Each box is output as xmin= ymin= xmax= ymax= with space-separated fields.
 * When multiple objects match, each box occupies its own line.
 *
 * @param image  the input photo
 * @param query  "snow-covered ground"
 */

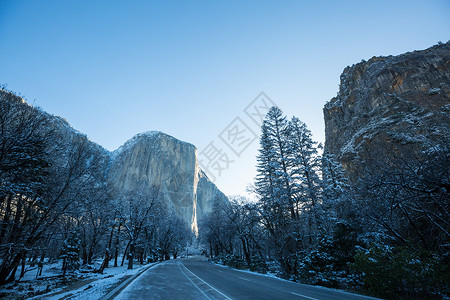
xmin=0 ymin=259 xmax=155 ymax=300
xmin=41 ymin=263 xmax=153 ymax=300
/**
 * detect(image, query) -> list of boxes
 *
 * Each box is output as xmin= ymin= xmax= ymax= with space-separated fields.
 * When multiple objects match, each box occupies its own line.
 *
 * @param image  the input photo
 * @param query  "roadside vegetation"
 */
xmin=201 ymin=106 xmax=449 ymax=300
xmin=0 ymin=88 xmax=192 ymax=294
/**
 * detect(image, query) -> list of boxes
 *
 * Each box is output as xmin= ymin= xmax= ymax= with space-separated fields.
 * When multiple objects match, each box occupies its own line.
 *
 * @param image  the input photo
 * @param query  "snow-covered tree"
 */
xmin=255 ymin=107 xmax=296 ymax=222
xmin=254 ymin=107 xmax=327 ymax=275
xmin=60 ymin=232 xmax=81 ymax=276
xmin=114 ymin=185 xmax=162 ymax=269
xmin=287 ymin=116 xmax=322 ymax=226
xmin=321 ymin=153 xmax=355 ymax=225
xmin=0 ymin=89 xmax=110 ymax=284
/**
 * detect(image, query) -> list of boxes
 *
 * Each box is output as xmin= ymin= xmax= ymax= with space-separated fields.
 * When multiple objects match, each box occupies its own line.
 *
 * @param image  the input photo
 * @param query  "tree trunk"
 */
xmin=9 ymin=197 xmax=23 ymax=242
xmin=106 ymin=224 xmax=114 ymax=269
xmin=62 ymin=257 xmax=67 ymax=277
xmin=88 ymin=246 xmax=93 ymax=265
xmin=37 ymin=260 xmax=43 ymax=278
xmin=96 ymin=248 xmax=110 ymax=274
xmin=127 ymin=242 xmax=134 ymax=270
xmin=114 ymin=223 xmax=121 ymax=267
xmin=215 ymin=244 xmax=219 ymax=257
xmin=19 ymin=253 xmax=26 ymax=280
xmin=114 ymin=246 xmax=119 ymax=267
xmin=30 ymin=252 xmax=37 ymax=267
xmin=7 ymin=264 xmax=18 ymax=283
xmin=0 ymin=194 xmax=12 ymax=243
xmin=121 ymin=241 xmax=130 ymax=267
xmin=0 ymin=253 xmax=22 ymax=285
xmin=209 ymin=242 xmax=213 ymax=258
xmin=40 ymin=251 xmax=45 ymax=264
xmin=241 ymin=237 xmax=251 ymax=268
xmin=81 ymin=246 xmax=88 ymax=265
xmin=139 ymin=250 xmax=144 ymax=264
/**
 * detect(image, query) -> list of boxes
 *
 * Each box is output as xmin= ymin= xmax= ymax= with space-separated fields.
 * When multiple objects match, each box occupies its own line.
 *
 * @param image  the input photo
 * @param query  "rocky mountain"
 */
xmin=0 ymin=89 xmax=226 ymax=234
xmin=108 ymin=131 xmax=226 ymax=235
xmin=323 ymin=42 xmax=450 ymax=179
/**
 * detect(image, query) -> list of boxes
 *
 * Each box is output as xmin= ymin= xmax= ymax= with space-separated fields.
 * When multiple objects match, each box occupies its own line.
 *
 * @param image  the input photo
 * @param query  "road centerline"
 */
xmin=180 ymin=262 xmax=233 ymax=300
xmin=291 ymin=291 xmax=319 ymax=300
xmin=237 ymin=276 xmax=251 ymax=282
xmin=178 ymin=263 xmax=212 ymax=300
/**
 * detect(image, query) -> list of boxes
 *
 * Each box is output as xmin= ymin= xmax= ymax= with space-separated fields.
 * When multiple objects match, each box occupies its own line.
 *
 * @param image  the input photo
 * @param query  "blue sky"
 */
xmin=1 ymin=0 xmax=449 ymax=196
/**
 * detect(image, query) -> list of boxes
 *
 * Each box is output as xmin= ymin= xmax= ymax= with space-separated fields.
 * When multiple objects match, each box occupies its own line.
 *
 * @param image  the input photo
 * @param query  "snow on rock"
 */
xmin=323 ymin=42 xmax=450 ymax=178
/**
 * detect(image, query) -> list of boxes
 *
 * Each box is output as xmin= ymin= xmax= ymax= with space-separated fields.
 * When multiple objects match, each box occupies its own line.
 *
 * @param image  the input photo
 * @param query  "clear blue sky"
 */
xmin=1 ymin=0 xmax=449 ymax=197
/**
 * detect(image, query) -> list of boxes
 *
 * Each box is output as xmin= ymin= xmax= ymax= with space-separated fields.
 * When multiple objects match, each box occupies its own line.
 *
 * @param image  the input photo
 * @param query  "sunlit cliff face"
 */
xmin=191 ymin=151 xmax=200 ymax=237
xmin=107 ymin=131 xmax=226 ymax=235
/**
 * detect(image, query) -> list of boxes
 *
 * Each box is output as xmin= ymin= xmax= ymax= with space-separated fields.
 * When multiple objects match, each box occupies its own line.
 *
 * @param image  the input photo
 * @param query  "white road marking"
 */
xmin=238 ymin=276 xmax=251 ymax=282
xmin=180 ymin=262 xmax=233 ymax=300
xmin=178 ymin=264 xmax=212 ymax=300
xmin=291 ymin=292 xmax=319 ymax=300
xmin=217 ymin=267 xmax=317 ymax=299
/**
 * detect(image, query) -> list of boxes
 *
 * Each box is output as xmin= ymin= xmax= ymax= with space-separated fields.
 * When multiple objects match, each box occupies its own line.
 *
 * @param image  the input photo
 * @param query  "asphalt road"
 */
xmin=114 ymin=256 xmax=377 ymax=300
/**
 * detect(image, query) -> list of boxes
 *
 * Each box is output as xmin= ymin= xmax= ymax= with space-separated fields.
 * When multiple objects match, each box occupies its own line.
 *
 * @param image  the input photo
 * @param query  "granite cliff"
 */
xmin=0 ymin=89 xmax=226 ymax=235
xmin=323 ymin=42 xmax=450 ymax=179
xmin=108 ymin=131 xmax=226 ymax=235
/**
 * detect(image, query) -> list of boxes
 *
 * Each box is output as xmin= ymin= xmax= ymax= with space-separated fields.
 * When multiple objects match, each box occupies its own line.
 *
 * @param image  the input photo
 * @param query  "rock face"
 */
xmin=108 ymin=131 xmax=226 ymax=234
xmin=323 ymin=42 xmax=450 ymax=178
xmin=0 ymin=89 xmax=226 ymax=234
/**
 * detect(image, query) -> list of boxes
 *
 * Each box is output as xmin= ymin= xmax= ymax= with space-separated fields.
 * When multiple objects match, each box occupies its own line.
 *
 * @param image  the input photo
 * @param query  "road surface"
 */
xmin=114 ymin=256 xmax=376 ymax=300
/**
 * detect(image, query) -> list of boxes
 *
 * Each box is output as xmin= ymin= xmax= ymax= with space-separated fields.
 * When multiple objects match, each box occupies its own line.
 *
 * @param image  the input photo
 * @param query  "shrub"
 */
xmin=352 ymin=245 xmax=449 ymax=299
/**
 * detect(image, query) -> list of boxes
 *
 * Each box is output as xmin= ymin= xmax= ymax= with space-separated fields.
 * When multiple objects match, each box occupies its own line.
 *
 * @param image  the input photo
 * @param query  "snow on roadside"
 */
xmin=30 ymin=263 xmax=153 ymax=300
xmin=210 ymin=259 xmax=286 ymax=282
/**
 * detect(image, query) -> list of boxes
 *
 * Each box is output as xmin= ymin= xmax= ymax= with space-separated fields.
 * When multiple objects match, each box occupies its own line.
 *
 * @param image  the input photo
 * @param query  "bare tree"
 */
xmin=113 ymin=186 xmax=160 ymax=269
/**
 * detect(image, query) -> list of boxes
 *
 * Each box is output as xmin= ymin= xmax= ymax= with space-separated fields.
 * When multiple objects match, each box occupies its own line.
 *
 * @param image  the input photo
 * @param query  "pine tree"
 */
xmin=254 ymin=107 xmax=300 ymax=276
xmin=258 ymin=107 xmax=295 ymax=219
xmin=321 ymin=153 xmax=350 ymax=204
xmin=60 ymin=232 xmax=81 ymax=276
xmin=287 ymin=117 xmax=322 ymax=219
xmin=254 ymin=124 xmax=276 ymax=211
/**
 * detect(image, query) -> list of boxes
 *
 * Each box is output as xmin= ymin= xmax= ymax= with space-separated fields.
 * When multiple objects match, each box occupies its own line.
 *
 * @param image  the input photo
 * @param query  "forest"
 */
xmin=0 ymin=87 xmax=449 ymax=299
xmin=0 ymin=88 xmax=191 ymax=287
xmin=200 ymin=107 xmax=449 ymax=299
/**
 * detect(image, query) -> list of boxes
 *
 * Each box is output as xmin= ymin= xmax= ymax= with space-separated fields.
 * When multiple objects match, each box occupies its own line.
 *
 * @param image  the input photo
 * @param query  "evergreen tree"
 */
xmin=60 ymin=232 xmax=81 ymax=276
xmin=321 ymin=153 xmax=355 ymax=224
xmin=287 ymin=116 xmax=322 ymax=222
xmin=257 ymin=107 xmax=295 ymax=219
xmin=254 ymin=124 xmax=276 ymax=213
xmin=321 ymin=153 xmax=349 ymax=202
